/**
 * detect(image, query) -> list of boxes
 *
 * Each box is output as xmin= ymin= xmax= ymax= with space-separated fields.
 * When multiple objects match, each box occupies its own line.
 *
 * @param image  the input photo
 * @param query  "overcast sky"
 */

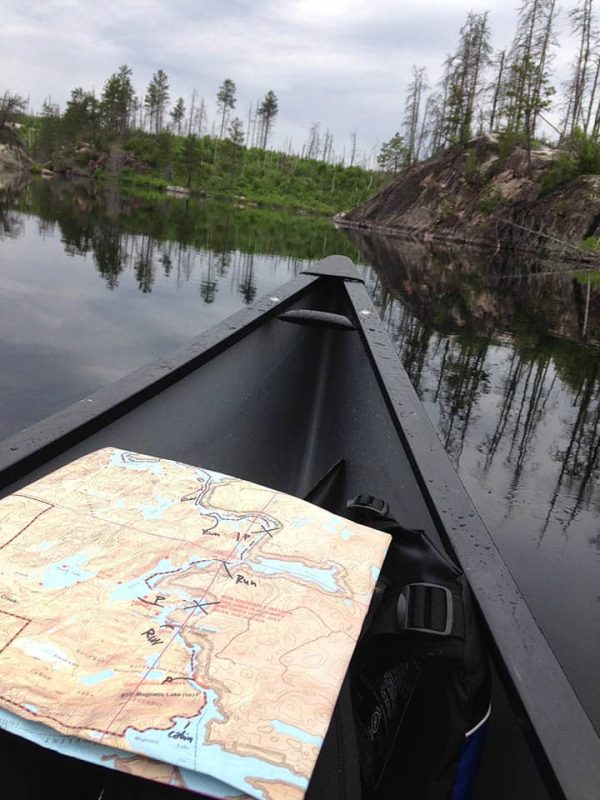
xmin=0 ymin=0 xmax=580 ymax=162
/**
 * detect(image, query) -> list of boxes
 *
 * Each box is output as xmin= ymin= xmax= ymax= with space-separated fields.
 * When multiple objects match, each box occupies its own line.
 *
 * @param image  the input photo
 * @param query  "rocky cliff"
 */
xmin=0 ymin=143 xmax=30 ymax=173
xmin=337 ymin=135 xmax=600 ymax=261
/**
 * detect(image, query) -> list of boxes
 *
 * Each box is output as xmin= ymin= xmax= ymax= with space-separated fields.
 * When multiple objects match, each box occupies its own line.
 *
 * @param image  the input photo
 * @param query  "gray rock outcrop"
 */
xmin=337 ymin=136 xmax=600 ymax=260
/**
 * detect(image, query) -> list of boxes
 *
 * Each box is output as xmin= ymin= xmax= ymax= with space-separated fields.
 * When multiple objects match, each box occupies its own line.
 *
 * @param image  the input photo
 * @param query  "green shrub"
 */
xmin=578 ymin=136 xmax=600 ymax=175
xmin=540 ymin=133 xmax=600 ymax=194
xmin=578 ymin=237 xmax=600 ymax=254
xmin=479 ymin=192 xmax=504 ymax=214
xmin=574 ymin=269 xmax=600 ymax=286
xmin=497 ymin=129 xmax=528 ymax=159
xmin=540 ymin=154 xmax=580 ymax=194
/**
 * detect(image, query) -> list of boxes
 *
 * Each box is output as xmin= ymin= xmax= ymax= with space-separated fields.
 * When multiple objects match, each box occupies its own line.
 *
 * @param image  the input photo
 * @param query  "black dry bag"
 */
xmin=307 ymin=496 xmax=491 ymax=800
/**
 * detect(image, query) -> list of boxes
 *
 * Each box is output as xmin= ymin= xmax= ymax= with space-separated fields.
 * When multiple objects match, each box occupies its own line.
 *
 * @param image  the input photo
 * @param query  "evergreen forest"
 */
xmin=2 ymin=0 xmax=600 ymax=211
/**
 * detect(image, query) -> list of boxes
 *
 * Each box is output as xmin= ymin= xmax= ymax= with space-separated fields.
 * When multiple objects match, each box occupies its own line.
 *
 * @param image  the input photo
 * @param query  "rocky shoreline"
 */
xmin=337 ymin=135 xmax=600 ymax=263
xmin=0 ymin=143 xmax=31 ymax=171
xmin=0 ymin=144 xmax=32 ymax=193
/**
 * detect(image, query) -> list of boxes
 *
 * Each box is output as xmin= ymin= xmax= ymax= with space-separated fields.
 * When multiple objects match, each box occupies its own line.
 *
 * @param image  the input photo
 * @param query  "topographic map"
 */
xmin=0 ymin=448 xmax=391 ymax=799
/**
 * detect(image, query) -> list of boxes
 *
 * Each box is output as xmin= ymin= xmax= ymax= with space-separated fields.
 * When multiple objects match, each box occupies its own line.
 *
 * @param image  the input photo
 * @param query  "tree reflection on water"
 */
xmin=356 ymin=231 xmax=600 ymax=730
xmin=358 ymin=231 xmax=600 ymax=530
xmin=3 ymin=178 xmax=361 ymax=302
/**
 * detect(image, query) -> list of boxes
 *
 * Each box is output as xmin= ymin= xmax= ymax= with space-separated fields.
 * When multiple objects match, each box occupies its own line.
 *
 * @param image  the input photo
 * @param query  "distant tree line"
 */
xmin=8 ymin=2 xmax=600 ymax=185
xmin=378 ymin=0 xmax=600 ymax=176
xmin=18 ymin=68 xmax=281 ymax=160
xmin=1 ymin=65 xmax=379 ymax=172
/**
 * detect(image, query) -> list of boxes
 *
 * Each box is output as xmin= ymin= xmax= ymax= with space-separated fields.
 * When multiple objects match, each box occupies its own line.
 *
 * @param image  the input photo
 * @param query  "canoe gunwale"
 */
xmin=341 ymin=275 xmax=600 ymax=800
xmin=0 ymin=273 xmax=318 ymax=491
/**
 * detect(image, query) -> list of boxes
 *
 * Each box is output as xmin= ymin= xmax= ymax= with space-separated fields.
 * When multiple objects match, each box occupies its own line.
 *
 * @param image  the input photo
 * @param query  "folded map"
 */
xmin=0 ymin=447 xmax=391 ymax=799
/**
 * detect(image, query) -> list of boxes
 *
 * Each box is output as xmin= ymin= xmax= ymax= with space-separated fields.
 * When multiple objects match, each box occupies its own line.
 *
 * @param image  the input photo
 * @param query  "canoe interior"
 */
xmin=2 ymin=278 xmax=441 ymax=546
xmin=0 ymin=265 xmax=566 ymax=799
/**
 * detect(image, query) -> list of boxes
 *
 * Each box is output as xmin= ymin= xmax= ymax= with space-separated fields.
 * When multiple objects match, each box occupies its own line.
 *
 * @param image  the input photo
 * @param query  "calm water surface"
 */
xmin=1 ymin=177 xmax=599 ymax=733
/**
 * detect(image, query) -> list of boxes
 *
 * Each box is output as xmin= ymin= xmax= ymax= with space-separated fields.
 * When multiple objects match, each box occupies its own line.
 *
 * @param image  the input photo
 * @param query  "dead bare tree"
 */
xmin=403 ymin=66 xmax=427 ymax=165
xmin=566 ymin=0 xmax=594 ymax=137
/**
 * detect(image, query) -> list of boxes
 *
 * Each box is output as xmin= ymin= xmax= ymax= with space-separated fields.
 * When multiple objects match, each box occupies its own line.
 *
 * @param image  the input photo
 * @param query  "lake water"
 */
xmin=1 ymin=177 xmax=599 ymax=734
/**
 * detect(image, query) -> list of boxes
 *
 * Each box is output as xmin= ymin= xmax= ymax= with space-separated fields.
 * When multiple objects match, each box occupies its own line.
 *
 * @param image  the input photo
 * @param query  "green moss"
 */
xmin=578 ymin=237 xmax=600 ymax=254
xmin=574 ymin=269 xmax=600 ymax=286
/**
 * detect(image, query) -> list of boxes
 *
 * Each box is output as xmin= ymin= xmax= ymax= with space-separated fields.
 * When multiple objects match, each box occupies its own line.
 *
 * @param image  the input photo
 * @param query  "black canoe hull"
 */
xmin=0 ymin=256 xmax=598 ymax=799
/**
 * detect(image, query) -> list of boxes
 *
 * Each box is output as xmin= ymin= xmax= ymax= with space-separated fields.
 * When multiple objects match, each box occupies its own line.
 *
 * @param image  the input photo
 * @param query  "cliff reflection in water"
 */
xmin=354 ymin=230 xmax=600 ymax=730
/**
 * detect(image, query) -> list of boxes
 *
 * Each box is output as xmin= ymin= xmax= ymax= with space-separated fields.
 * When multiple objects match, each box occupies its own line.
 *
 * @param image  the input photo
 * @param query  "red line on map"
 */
xmin=99 ymin=490 xmax=279 ymax=744
xmin=0 ymin=610 xmax=31 ymax=654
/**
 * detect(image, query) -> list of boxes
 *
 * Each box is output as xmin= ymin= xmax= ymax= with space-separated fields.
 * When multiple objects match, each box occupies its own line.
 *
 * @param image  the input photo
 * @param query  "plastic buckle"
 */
xmin=346 ymin=494 xmax=390 ymax=519
xmin=396 ymin=583 xmax=453 ymax=637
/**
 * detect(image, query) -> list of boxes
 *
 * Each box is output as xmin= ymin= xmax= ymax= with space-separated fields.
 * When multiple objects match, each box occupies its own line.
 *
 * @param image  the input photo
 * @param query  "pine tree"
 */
xmin=176 ymin=134 xmax=201 ymax=186
xmin=195 ymin=98 xmax=207 ymax=136
xmin=502 ymin=0 xmax=557 ymax=153
xmin=156 ymin=130 xmax=174 ymax=177
xmin=428 ymin=57 xmax=454 ymax=154
xmin=170 ymin=97 xmax=186 ymax=135
xmin=63 ymin=87 xmax=99 ymax=142
xmin=377 ymin=133 xmax=407 ymax=173
xmin=488 ymin=50 xmax=507 ymax=132
xmin=35 ymin=99 xmax=62 ymax=159
xmin=416 ymin=95 xmax=435 ymax=160
xmin=322 ymin=129 xmax=334 ymax=162
xmin=187 ymin=89 xmax=196 ymax=136
xmin=0 ymin=91 xmax=27 ymax=144
xmin=563 ymin=0 xmax=598 ymax=138
xmin=444 ymin=12 xmax=491 ymax=145
xmin=305 ymin=122 xmax=321 ymax=160
xmin=227 ymin=116 xmax=245 ymax=147
xmin=403 ymin=66 xmax=428 ymax=165
xmin=145 ymin=70 xmax=170 ymax=134
xmin=100 ymin=65 xmax=135 ymax=138
xmin=588 ymin=49 xmax=600 ymax=136
xmin=217 ymin=79 xmax=236 ymax=140
xmin=256 ymin=91 xmax=278 ymax=150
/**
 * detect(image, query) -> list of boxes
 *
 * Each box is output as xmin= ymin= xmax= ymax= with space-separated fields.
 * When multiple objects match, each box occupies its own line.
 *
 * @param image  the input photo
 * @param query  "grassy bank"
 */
xmin=23 ymin=118 xmax=387 ymax=215
xmin=116 ymin=131 xmax=383 ymax=215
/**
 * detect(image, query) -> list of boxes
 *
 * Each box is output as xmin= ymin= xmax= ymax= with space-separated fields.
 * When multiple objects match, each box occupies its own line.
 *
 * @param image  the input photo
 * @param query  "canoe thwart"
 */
xmin=278 ymin=309 xmax=357 ymax=330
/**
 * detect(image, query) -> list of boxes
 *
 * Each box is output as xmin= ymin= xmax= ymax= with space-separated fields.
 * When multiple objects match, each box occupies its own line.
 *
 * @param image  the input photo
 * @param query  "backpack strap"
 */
xmin=347 ymin=494 xmax=466 ymax=650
